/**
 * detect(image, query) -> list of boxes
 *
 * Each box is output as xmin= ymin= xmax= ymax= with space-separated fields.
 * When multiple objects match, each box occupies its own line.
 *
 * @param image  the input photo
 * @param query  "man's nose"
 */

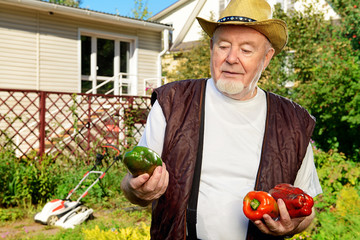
xmin=226 ymin=48 xmax=240 ymax=64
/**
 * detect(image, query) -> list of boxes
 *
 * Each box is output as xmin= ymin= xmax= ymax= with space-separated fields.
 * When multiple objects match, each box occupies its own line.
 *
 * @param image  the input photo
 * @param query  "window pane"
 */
xmin=81 ymin=80 xmax=92 ymax=93
xmin=97 ymin=38 xmax=114 ymax=77
xmin=96 ymin=80 xmax=114 ymax=95
xmin=81 ymin=36 xmax=91 ymax=75
xmin=120 ymin=41 xmax=130 ymax=76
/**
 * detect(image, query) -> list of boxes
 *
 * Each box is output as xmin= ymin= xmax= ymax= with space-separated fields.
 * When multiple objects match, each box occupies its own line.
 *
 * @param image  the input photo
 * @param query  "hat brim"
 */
xmin=197 ymin=17 xmax=288 ymax=56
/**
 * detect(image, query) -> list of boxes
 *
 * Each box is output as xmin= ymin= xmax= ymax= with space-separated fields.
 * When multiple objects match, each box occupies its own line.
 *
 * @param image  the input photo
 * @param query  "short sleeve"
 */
xmin=293 ymin=143 xmax=323 ymax=197
xmin=137 ymin=100 xmax=166 ymax=156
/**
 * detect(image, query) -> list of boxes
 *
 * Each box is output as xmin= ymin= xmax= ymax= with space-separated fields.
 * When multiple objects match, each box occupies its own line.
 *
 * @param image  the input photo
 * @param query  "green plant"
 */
xmin=0 ymin=208 xmax=24 ymax=222
xmin=131 ymin=0 xmax=152 ymax=20
xmin=303 ymin=148 xmax=360 ymax=239
xmin=286 ymin=231 xmax=312 ymax=240
xmin=70 ymin=93 xmax=80 ymax=137
xmin=0 ymin=151 xmax=61 ymax=207
xmin=313 ymin=148 xmax=360 ymax=208
xmin=123 ymin=106 xmax=148 ymax=149
xmin=163 ymin=14 xmax=213 ymax=82
xmin=335 ymin=185 xmax=360 ymax=215
xmin=83 ymin=223 xmax=150 ymax=240
xmin=311 ymin=186 xmax=360 ymax=239
xmin=327 ymin=0 xmax=360 ymax=54
xmin=259 ymin=2 xmax=360 ymax=159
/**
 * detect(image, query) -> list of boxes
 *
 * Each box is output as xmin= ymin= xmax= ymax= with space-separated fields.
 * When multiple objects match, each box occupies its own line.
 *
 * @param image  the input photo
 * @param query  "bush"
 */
xmin=312 ymin=186 xmax=360 ymax=239
xmin=83 ymin=223 xmax=150 ymax=240
xmin=309 ymin=148 xmax=360 ymax=239
xmin=0 ymin=207 xmax=24 ymax=222
xmin=0 ymin=146 xmax=128 ymax=209
xmin=313 ymin=148 xmax=360 ymax=208
xmin=0 ymin=150 xmax=60 ymax=207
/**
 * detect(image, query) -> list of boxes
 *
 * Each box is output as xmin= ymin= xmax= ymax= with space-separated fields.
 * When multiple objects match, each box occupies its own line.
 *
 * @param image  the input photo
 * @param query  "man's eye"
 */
xmin=219 ymin=45 xmax=229 ymax=49
xmin=242 ymin=49 xmax=252 ymax=54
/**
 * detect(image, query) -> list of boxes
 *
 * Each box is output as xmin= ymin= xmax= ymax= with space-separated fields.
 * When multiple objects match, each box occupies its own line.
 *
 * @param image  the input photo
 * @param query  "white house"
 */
xmin=0 ymin=0 xmax=172 ymax=95
xmin=150 ymin=0 xmax=340 ymax=52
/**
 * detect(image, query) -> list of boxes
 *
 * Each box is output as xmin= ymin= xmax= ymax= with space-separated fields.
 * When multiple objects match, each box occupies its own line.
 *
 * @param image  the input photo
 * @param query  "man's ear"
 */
xmin=263 ymin=47 xmax=275 ymax=71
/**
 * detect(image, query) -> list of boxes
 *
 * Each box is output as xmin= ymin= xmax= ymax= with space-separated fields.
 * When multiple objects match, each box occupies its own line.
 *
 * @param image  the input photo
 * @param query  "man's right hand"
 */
xmin=121 ymin=163 xmax=169 ymax=207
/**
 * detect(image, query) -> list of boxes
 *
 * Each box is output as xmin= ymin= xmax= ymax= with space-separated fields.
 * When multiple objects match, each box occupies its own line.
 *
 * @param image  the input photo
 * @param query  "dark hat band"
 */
xmin=217 ymin=16 xmax=256 ymax=23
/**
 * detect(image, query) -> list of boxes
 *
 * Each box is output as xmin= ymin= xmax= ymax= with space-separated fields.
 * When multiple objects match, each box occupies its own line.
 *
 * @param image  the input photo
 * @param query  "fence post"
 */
xmin=39 ymin=91 xmax=46 ymax=159
xmin=87 ymin=95 xmax=91 ymax=152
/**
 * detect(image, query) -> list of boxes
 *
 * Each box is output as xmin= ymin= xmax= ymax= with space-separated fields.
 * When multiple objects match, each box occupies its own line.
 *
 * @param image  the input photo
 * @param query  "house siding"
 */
xmin=137 ymin=30 xmax=161 ymax=95
xmin=38 ymin=13 xmax=78 ymax=92
xmin=0 ymin=2 xmax=163 ymax=95
xmin=0 ymin=5 xmax=38 ymax=90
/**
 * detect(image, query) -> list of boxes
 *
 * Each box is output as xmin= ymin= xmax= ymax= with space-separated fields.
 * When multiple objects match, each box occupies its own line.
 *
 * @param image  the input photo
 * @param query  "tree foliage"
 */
xmin=264 ymin=3 xmax=360 ymax=160
xmin=164 ymin=14 xmax=215 ymax=82
xmin=131 ymin=0 xmax=152 ymax=20
xmin=327 ymin=0 xmax=360 ymax=53
xmin=163 ymin=2 xmax=360 ymax=160
xmin=164 ymin=31 xmax=211 ymax=82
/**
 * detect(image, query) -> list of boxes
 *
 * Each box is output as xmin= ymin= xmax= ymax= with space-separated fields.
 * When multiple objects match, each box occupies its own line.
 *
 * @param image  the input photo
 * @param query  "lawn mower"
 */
xmin=34 ymin=144 xmax=121 ymax=229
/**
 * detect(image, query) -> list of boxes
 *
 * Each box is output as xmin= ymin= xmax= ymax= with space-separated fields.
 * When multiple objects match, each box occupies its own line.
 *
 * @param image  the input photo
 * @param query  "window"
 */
xmin=80 ymin=35 xmax=131 ymax=95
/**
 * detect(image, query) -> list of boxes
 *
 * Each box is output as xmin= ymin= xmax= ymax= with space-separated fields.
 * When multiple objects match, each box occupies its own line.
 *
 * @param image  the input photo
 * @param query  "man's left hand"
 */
xmin=254 ymin=198 xmax=314 ymax=236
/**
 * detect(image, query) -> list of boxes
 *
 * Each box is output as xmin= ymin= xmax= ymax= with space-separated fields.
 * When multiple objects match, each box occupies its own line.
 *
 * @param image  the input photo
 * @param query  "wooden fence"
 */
xmin=0 ymin=88 xmax=151 ymax=159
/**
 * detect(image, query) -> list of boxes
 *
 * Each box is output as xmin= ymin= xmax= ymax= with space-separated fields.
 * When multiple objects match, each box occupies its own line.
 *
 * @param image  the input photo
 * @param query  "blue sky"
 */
xmin=80 ymin=0 xmax=178 ymax=17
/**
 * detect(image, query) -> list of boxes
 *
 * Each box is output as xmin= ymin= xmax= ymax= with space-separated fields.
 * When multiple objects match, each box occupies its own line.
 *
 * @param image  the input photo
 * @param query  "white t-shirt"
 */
xmin=138 ymin=78 xmax=322 ymax=240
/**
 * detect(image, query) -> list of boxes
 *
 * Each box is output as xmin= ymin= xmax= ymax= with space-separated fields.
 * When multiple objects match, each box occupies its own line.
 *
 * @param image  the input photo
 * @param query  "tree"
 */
xmin=132 ymin=0 xmax=152 ymax=20
xmin=327 ymin=0 xmax=360 ymax=54
xmin=164 ymin=30 xmax=211 ymax=82
xmin=263 ymin=3 xmax=360 ymax=160
xmin=163 ymin=13 xmax=216 ymax=82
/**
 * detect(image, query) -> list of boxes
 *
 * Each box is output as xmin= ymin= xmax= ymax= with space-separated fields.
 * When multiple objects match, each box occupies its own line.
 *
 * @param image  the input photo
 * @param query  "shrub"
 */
xmin=0 ymin=146 xmax=128 ymax=209
xmin=309 ymin=148 xmax=360 ymax=239
xmin=83 ymin=223 xmax=150 ymax=240
xmin=313 ymin=148 xmax=360 ymax=208
xmin=0 ymin=207 xmax=24 ymax=222
xmin=0 ymin=151 xmax=60 ymax=207
xmin=311 ymin=186 xmax=360 ymax=239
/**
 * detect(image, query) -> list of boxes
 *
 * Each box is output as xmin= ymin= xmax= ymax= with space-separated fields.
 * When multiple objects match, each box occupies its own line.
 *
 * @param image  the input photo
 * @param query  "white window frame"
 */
xmin=77 ymin=28 xmax=138 ymax=95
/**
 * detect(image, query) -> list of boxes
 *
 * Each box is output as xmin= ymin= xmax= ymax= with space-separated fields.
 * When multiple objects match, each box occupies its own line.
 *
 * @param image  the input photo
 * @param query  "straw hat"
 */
xmin=196 ymin=0 xmax=288 ymax=55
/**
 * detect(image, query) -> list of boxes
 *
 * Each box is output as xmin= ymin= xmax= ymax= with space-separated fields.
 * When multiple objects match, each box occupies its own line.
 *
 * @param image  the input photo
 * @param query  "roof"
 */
xmin=170 ymin=40 xmax=201 ymax=52
xmin=1 ymin=0 xmax=173 ymax=31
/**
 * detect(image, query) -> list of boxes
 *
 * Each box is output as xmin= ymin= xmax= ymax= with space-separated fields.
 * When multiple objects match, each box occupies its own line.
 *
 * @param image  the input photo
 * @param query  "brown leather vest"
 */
xmin=149 ymin=79 xmax=316 ymax=240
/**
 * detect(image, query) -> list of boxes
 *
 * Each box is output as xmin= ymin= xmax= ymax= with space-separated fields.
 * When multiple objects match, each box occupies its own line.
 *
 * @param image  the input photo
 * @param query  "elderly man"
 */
xmin=121 ymin=0 xmax=322 ymax=239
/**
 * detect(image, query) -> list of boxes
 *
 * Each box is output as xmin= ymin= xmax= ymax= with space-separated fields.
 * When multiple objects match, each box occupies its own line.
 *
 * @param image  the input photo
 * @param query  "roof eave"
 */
xmin=1 ymin=0 xmax=172 ymax=31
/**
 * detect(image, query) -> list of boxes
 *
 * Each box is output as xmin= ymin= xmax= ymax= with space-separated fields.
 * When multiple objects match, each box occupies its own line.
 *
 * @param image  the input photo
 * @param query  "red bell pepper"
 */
xmin=269 ymin=183 xmax=314 ymax=218
xmin=243 ymin=191 xmax=279 ymax=221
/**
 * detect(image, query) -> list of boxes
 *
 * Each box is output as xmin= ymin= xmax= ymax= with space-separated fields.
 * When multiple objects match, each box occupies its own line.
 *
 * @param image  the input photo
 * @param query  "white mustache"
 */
xmin=221 ymin=69 xmax=245 ymax=74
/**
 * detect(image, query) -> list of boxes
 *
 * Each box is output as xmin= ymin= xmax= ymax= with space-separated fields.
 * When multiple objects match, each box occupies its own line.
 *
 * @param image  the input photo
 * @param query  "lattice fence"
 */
xmin=0 ymin=88 xmax=151 ymax=159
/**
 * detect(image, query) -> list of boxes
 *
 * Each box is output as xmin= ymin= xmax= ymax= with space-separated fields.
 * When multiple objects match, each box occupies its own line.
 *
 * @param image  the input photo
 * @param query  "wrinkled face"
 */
xmin=210 ymin=25 xmax=275 ymax=100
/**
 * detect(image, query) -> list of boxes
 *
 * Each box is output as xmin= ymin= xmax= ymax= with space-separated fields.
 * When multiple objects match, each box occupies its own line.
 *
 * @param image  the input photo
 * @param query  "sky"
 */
xmin=80 ymin=0 xmax=178 ymax=18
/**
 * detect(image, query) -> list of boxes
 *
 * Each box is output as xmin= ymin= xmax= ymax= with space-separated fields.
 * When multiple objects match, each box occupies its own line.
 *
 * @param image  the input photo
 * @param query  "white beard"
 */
xmin=215 ymin=78 xmax=244 ymax=95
